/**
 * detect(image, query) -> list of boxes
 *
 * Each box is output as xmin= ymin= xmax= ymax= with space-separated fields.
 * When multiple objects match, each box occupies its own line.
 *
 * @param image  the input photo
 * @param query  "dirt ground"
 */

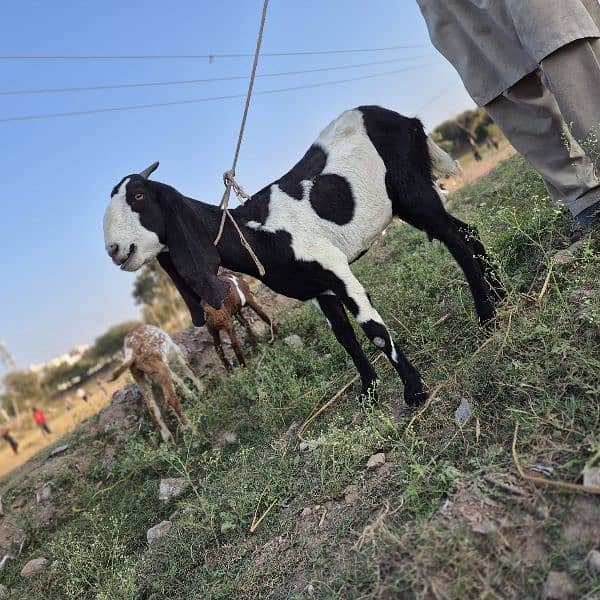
xmin=0 ymin=143 xmax=515 ymax=481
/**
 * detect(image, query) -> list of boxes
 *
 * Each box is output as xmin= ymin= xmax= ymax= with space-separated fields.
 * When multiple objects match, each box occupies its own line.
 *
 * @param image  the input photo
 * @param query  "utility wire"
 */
xmin=0 ymin=56 xmax=434 ymax=96
xmin=0 ymin=44 xmax=428 ymax=61
xmin=0 ymin=64 xmax=432 ymax=123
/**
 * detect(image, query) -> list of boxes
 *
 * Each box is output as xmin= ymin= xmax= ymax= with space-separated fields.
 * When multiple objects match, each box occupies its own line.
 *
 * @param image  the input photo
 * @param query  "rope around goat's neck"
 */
xmin=213 ymin=0 xmax=268 ymax=277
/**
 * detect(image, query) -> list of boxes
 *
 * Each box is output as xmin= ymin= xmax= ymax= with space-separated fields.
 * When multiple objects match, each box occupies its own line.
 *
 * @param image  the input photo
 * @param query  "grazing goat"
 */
xmin=203 ymin=272 xmax=278 ymax=370
xmin=104 ymin=106 xmax=504 ymax=406
xmin=110 ymin=324 xmax=202 ymax=443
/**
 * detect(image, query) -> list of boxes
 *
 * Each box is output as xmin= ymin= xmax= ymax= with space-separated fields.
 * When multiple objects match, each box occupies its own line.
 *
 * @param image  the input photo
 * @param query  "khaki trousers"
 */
xmin=485 ymin=39 xmax=600 ymax=215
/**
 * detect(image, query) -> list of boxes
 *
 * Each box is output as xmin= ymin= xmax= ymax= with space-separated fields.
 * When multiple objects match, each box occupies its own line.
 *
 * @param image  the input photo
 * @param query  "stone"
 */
xmin=301 ymin=507 xmax=313 ymax=518
xmin=583 ymin=467 xmax=600 ymax=489
xmin=343 ymin=485 xmax=360 ymax=505
xmin=552 ymin=239 xmax=584 ymax=265
xmin=586 ymin=550 xmax=600 ymax=575
xmin=20 ymin=557 xmax=49 ymax=577
xmin=48 ymin=444 xmax=69 ymax=457
xmin=542 ymin=571 xmax=576 ymax=600
xmin=298 ymin=441 xmax=310 ymax=452
xmin=159 ymin=478 xmax=189 ymax=502
xmin=283 ymin=334 xmax=303 ymax=349
xmin=147 ymin=520 xmax=172 ymax=545
xmin=35 ymin=484 xmax=51 ymax=504
xmin=366 ymin=452 xmax=386 ymax=469
xmin=215 ymin=431 xmax=238 ymax=446
xmin=0 ymin=583 xmax=8 ymax=598
xmin=454 ymin=398 xmax=471 ymax=425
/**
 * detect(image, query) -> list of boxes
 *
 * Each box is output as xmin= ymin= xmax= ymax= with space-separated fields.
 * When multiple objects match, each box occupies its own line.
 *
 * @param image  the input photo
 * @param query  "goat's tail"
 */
xmin=426 ymin=137 xmax=462 ymax=177
xmin=108 ymin=357 xmax=133 ymax=382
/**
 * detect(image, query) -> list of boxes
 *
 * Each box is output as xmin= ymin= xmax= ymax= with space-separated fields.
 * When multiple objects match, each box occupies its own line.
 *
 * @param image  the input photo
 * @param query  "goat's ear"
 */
xmin=157 ymin=252 xmax=207 ymax=326
xmin=163 ymin=200 xmax=230 ymax=311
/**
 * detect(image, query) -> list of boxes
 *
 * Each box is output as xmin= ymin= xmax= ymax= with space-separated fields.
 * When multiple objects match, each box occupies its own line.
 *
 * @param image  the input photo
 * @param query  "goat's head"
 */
xmin=103 ymin=161 xmax=166 ymax=271
xmin=103 ymin=161 xmax=230 ymax=309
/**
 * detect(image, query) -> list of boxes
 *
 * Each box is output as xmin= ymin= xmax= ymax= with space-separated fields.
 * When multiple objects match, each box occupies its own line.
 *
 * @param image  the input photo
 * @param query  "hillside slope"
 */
xmin=1 ymin=156 xmax=599 ymax=599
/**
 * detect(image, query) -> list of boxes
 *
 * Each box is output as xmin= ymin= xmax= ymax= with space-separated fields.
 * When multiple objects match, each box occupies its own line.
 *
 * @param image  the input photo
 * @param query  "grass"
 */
xmin=1 ymin=156 xmax=599 ymax=599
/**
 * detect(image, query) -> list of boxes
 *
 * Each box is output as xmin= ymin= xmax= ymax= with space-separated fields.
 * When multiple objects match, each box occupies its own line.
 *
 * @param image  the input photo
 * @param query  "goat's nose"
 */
xmin=108 ymin=243 xmax=120 ymax=258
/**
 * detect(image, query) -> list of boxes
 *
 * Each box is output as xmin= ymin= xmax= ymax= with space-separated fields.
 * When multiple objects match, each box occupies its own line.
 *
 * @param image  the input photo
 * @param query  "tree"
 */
xmin=133 ymin=260 xmax=188 ymax=330
xmin=3 ymin=370 xmax=44 ymax=416
xmin=87 ymin=321 xmax=142 ymax=361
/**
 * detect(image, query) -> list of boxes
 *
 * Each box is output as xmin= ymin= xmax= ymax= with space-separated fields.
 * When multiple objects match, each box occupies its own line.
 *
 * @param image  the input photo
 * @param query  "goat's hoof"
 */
xmin=478 ymin=311 xmax=497 ymax=329
xmin=404 ymin=380 xmax=428 ymax=407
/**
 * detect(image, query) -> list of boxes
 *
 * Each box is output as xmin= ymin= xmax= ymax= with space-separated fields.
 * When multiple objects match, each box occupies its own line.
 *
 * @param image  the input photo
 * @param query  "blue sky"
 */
xmin=0 ymin=0 xmax=475 ymax=372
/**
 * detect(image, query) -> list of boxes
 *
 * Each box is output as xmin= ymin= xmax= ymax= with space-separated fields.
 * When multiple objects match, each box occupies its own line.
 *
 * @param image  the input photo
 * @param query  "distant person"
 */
xmin=417 ymin=0 xmax=600 ymax=241
xmin=32 ymin=407 xmax=51 ymax=435
xmin=96 ymin=378 xmax=108 ymax=397
xmin=76 ymin=388 xmax=89 ymax=403
xmin=468 ymin=136 xmax=483 ymax=162
xmin=1 ymin=429 xmax=19 ymax=455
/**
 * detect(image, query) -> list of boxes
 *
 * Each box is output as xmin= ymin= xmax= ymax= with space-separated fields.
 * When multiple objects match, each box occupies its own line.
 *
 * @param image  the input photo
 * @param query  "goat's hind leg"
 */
xmin=154 ymin=364 xmax=188 ymax=428
xmin=427 ymin=216 xmax=497 ymax=326
xmin=448 ymin=215 xmax=505 ymax=301
xmin=235 ymin=312 xmax=258 ymax=345
xmin=131 ymin=367 xmax=174 ymax=444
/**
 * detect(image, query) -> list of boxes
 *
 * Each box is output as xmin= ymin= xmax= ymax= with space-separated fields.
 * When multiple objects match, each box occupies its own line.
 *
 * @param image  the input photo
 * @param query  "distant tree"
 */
xmin=87 ymin=321 xmax=142 ymax=361
xmin=3 ymin=370 xmax=44 ymax=415
xmin=133 ymin=260 xmax=188 ymax=330
xmin=433 ymin=107 xmax=499 ymax=158
xmin=42 ymin=358 xmax=93 ymax=391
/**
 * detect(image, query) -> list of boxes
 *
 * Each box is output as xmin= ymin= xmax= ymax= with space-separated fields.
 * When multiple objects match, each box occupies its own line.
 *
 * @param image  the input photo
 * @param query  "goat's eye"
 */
xmin=134 ymin=193 xmax=144 ymax=201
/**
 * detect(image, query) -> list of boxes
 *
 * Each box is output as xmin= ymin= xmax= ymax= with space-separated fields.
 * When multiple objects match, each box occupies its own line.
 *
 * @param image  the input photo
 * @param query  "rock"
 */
xmin=215 ymin=431 xmax=238 ymax=447
xmin=299 ymin=441 xmax=310 ymax=452
xmin=542 ymin=571 xmax=576 ymax=600
xmin=147 ymin=520 xmax=172 ymax=545
xmin=283 ymin=334 xmax=303 ymax=349
xmin=35 ymin=484 xmax=51 ymax=504
xmin=454 ymin=398 xmax=471 ymax=425
xmin=301 ymin=507 xmax=313 ymax=518
xmin=366 ymin=452 xmax=386 ymax=469
xmin=583 ymin=467 xmax=600 ymax=489
xmin=586 ymin=550 xmax=600 ymax=575
xmin=159 ymin=478 xmax=189 ymax=502
xmin=0 ymin=497 xmax=3 ymax=517
xmin=0 ymin=522 xmax=25 ymax=554
xmin=283 ymin=421 xmax=299 ymax=439
xmin=20 ymin=557 xmax=49 ymax=577
xmin=48 ymin=444 xmax=69 ymax=457
xmin=0 ymin=583 xmax=9 ymax=598
xmin=343 ymin=485 xmax=360 ymax=505
xmin=552 ymin=239 xmax=584 ymax=265
xmin=471 ymin=521 xmax=496 ymax=535
xmin=97 ymin=386 xmax=143 ymax=433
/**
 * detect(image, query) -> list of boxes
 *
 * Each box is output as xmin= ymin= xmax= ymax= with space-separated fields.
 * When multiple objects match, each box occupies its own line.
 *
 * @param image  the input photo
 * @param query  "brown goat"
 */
xmin=110 ymin=324 xmax=202 ymax=443
xmin=202 ymin=274 xmax=279 ymax=371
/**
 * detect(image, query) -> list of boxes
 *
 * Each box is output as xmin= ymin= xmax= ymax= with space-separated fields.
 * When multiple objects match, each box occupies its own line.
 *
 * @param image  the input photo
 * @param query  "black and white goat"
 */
xmin=103 ymin=106 xmax=503 ymax=406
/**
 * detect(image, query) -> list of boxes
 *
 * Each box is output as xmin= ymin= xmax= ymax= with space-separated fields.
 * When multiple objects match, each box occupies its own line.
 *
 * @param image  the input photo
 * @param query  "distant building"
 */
xmin=29 ymin=344 xmax=90 ymax=374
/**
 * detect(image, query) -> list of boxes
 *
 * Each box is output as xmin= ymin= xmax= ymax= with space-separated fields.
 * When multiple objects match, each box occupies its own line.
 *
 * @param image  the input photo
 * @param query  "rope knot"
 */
xmin=223 ymin=170 xmax=250 ymax=202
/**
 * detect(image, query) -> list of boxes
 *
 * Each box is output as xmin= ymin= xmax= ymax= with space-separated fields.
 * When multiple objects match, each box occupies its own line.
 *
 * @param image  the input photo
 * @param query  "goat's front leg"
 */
xmin=131 ymin=367 xmax=174 ymax=444
xmin=210 ymin=329 xmax=232 ymax=371
xmin=225 ymin=323 xmax=246 ymax=367
xmin=316 ymin=294 xmax=378 ymax=398
xmin=331 ymin=266 xmax=428 ymax=407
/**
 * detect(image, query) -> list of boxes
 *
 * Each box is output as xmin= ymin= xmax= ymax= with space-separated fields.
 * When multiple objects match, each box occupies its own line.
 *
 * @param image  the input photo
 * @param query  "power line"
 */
xmin=0 ymin=44 xmax=428 ymax=61
xmin=0 ymin=64 xmax=432 ymax=123
xmin=0 ymin=56 xmax=434 ymax=96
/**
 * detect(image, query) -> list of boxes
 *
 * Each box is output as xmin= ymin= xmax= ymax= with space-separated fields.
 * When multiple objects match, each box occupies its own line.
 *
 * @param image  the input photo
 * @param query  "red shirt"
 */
xmin=33 ymin=410 xmax=46 ymax=425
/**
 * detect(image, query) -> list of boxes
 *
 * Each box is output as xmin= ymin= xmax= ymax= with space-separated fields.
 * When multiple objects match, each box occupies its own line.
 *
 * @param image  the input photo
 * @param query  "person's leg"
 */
xmin=485 ymin=70 xmax=600 ymax=217
xmin=541 ymin=39 xmax=600 ymax=148
xmin=540 ymin=38 xmax=600 ymax=236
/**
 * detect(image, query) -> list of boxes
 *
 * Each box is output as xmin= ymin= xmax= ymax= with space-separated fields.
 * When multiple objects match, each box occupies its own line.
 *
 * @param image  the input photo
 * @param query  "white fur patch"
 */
xmin=226 ymin=275 xmax=246 ymax=306
xmin=247 ymin=110 xmax=392 ymax=267
xmin=103 ymin=178 xmax=164 ymax=271
xmin=373 ymin=336 xmax=385 ymax=348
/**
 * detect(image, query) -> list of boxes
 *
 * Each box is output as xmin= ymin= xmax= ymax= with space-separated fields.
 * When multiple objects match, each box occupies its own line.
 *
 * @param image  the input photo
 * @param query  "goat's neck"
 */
xmin=186 ymin=197 xmax=265 ymax=278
